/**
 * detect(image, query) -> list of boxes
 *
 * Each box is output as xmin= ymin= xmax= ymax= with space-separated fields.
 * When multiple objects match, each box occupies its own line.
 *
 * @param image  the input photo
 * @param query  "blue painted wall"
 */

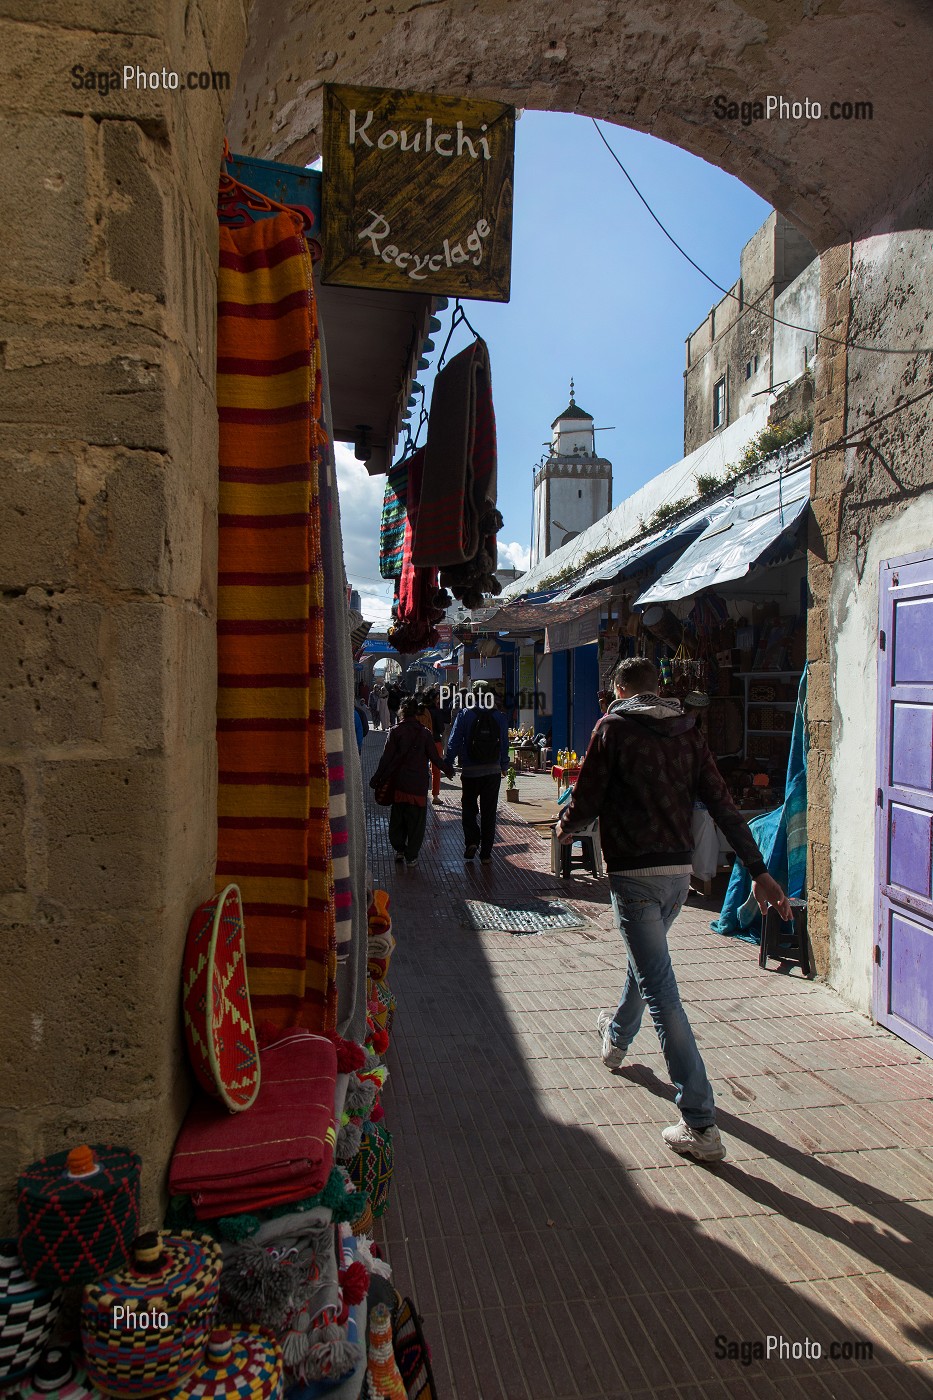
xmin=572 ymin=644 xmax=601 ymax=755
xmin=551 ymin=651 xmax=570 ymax=751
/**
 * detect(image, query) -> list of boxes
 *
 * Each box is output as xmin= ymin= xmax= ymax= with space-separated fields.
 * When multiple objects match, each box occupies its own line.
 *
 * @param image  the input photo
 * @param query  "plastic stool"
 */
xmin=552 ymin=821 xmax=604 ymax=878
xmin=759 ymin=897 xmax=810 ymax=975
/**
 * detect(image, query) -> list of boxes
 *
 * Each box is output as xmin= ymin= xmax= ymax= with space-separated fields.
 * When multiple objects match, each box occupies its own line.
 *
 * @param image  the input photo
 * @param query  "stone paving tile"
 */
xmin=360 ymin=735 xmax=933 ymax=1397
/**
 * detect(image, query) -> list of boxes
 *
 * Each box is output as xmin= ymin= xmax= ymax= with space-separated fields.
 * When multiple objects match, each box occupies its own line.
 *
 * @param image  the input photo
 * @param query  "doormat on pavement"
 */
xmin=461 ymin=900 xmax=588 ymax=934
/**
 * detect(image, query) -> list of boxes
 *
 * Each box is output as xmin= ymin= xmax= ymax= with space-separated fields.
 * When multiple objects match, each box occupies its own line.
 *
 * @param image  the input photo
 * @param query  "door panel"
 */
xmin=876 ymin=554 xmax=933 ymax=1058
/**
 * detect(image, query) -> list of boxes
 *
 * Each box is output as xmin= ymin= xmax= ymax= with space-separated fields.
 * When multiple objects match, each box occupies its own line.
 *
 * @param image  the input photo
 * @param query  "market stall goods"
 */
xmin=391 ymin=1295 xmax=437 ymax=1400
xmin=182 ymin=885 xmax=260 ymax=1113
xmin=81 ymin=1232 xmax=222 ymax=1399
xmin=13 ymin=1347 xmax=102 ymax=1399
xmin=0 ymin=1240 xmax=62 ymax=1383
xmin=16 ymin=1147 xmax=141 ymax=1289
xmin=365 ymin=1304 xmax=406 ymax=1400
xmin=169 ymin=1033 xmax=338 ymax=1220
xmin=165 ymin=1329 xmax=284 ymax=1400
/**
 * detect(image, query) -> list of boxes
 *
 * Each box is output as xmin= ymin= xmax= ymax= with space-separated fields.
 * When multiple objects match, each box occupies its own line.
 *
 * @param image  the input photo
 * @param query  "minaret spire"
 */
xmin=569 ymin=377 xmax=575 ymax=406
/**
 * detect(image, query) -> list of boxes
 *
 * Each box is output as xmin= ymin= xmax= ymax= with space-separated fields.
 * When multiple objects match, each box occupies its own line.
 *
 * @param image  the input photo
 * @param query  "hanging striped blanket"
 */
xmin=379 ymin=460 xmax=408 ymax=579
xmin=215 ymin=209 xmax=337 ymax=1033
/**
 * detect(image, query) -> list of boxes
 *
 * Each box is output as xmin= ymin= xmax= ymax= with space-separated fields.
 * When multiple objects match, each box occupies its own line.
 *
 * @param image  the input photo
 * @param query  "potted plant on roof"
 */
xmin=505 ymin=764 xmax=519 ymax=802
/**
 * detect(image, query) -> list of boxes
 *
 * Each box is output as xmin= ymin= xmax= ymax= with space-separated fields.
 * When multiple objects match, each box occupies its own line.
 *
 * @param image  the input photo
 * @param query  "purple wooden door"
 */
xmin=875 ymin=553 xmax=933 ymax=1056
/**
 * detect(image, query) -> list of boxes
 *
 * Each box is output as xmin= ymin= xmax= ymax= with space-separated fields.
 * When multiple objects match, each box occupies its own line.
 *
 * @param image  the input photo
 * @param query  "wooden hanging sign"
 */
xmin=322 ymin=83 xmax=514 ymax=302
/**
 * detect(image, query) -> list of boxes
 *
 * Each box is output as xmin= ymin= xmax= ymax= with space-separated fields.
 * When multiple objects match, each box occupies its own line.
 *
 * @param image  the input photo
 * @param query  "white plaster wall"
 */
xmin=549 ymin=474 xmax=611 ymax=547
xmin=828 ymin=491 xmax=933 ymax=1015
xmin=553 ymin=424 xmax=595 ymax=454
xmin=773 ymin=259 xmax=819 ymax=388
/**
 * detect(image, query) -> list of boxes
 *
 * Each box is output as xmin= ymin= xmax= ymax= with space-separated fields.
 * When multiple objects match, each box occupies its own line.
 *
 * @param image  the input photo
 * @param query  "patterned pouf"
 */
xmin=15 ymin=1346 xmax=103 ymax=1398
xmin=347 ymin=1123 xmax=393 ymax=1220
xmin=16 ymin=1146 xmax=141 ymax=1288
xmin=182 ymin=885 xmax=260 ymax=1112
xmin=0 ymin=1240 xmax=62 ymax=1383
xmin=81 ymin=1231 xmax=221 ymax=1398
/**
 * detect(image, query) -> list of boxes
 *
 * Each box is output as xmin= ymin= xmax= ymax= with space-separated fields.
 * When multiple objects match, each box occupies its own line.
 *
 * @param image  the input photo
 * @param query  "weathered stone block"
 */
xmin=101 ymin=120 xmax=166 ymax=298
xmin=0 ymin=766 xmax=26 ymax=893
xmin=0 ymin=447 xmax=79 ymax=589
xmin=0 ymin=115 xmax=87 ymax=288
xmin=0 ymin=594 xmax=104 ymax=747
xmin=42 ymin=756 xmax=167 ymax=910
xmin=0 ymin=327 xmax=169 ymax=450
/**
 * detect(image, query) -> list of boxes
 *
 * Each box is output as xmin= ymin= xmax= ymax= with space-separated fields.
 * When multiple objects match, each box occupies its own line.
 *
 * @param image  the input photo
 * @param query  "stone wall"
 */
xmin=0 ymin=2 xmax=247 ymax=1231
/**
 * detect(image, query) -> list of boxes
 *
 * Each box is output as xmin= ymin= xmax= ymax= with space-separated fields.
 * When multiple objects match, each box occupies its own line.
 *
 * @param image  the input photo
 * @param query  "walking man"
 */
xmin=555 ymin=656 xmax=791 ymax=1162
xmin=445 ymin=682 xmax=510 ymax=864
xmin=371 ymin=697 xmax=452 ymax=867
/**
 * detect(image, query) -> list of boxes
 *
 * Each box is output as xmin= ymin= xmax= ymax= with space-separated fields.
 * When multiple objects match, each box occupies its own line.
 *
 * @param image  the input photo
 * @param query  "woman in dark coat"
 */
xmin=370 ymin=698 xmax=453 ymax=866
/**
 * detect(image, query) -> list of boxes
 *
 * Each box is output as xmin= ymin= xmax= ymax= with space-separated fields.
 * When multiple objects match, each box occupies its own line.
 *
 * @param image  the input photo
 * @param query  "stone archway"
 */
xmin=3 ymin=0 xmax=932 ymax=1225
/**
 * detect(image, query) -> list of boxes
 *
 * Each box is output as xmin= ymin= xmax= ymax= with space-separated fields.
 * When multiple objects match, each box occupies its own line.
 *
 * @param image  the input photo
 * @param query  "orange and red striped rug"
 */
xmin=215 ymin=210 xmax=336 ymax=1033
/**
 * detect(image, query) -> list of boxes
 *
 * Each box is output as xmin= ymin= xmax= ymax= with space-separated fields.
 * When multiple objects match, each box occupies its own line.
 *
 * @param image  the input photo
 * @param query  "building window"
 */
xmin=578 ymin=489 xmax=582 ymax=498
xmin=744 ymin=354 xmax=759 ymax=380
xmin=713 ymin=376 xmax=726 ymax=429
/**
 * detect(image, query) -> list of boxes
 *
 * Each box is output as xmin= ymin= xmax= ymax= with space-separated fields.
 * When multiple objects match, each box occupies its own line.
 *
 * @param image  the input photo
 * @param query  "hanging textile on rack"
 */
xmin=387 ymin=448 xmax=450 ymax=654
xmin=215 ymin=206 xmax=337 ymax=1033
xmin=379 ymin=460 xmax=408 ymax=581
xmin=411 ymin=337 xmax=502 ymax=607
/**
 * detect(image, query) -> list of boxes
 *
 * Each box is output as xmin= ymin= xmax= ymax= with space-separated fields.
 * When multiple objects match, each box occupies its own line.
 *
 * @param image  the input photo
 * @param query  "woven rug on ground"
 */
xmin=169 ymin=1033 xmax=338 ymax=1220
xmin=215 ymin=207 xmax=336 ymax=1034
xmin=460 ymin=899 xmax=588 ymax=934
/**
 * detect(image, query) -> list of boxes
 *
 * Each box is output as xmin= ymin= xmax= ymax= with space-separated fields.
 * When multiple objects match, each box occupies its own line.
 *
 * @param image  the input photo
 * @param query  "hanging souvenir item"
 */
xmin=412 ymin=337 xmax=502 ymax=607
xmin=14 ymin=1346 xmax=102 ymax=1399
xmin=17 ymin=1146 xmax=141 ymax=1288
xmin=81 ymin=1232 xmax=222 ymax=1399
xmin=182 ymin=885 xmax=260 ymax=1113
xmin=365 ymin=1304 xmax=406 ymax=1400
xmin=166 ymin=1329 xmax=283 ymax=1400
xmin=379 ymin=461 xmax=408 ymax=581
xmin=388 ymin=448 xmax=449 ymax=653
xmin=0 ymin=1240 xmax=62 ymax=1383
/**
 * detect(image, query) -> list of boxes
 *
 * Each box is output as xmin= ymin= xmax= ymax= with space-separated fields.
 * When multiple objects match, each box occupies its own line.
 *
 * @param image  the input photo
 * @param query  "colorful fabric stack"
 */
xmin=16 ymin=1147 xmax=140 ymax=1289
xmin=181 ymin=885 xmax=260 ymax=1112
xmin=0 ymin=1240 xmax=62 ymax=1384
xmin=387 ymin=449 xmax=448 ymax=655
xmin=215 ymin=208 xmax=336 ymax=1034
xmin=166 ymin=1329 xmax=283 ymax=1400
xmin=411 ymin=338 xmax=502 ymax=608
xmin=169 ymin=1034 xmax=337 ymax=1220
xmin=378 ymin=462 xmax=408 ymax=581
xmin=81 ymin=1232 xmax=221 ymax=1399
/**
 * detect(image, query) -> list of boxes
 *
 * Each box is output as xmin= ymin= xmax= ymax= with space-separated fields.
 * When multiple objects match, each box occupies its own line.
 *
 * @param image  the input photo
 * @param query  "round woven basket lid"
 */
xmin=17 ymin=1147 xmax=141 ymax=1288
xmin=84 ymin=1232 xmax=222 ymax=1316
xmin=166 ymin=1330 xmax=283 ymax=1400
xmin=182 ymin=884 xmax=260 ymax=1112
xmin=17 ymin=1346 xmax=103 ymax=1399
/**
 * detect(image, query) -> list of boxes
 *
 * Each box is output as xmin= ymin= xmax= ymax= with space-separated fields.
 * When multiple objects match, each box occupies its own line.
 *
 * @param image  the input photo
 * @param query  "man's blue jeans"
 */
xmin=608 ymin=873 xmax=716 ymax=1129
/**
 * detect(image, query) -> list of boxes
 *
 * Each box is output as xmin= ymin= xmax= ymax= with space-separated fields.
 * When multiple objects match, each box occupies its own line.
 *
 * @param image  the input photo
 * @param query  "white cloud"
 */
xmin=498 ymin=540 xmax=531 ymax=572
xmin=333 ymin=442 xmax=392 ymax=625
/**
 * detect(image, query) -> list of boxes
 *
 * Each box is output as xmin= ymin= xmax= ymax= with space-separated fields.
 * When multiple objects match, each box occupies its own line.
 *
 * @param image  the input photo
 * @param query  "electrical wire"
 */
xmin=591 ymin=118 xmax=933 ymax=358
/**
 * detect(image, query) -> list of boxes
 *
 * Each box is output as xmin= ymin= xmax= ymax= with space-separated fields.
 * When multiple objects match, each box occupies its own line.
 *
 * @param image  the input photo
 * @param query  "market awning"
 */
xmin=471 ymin=587 xmax=614 ymax=635
xmin=552 ymin=502 xmax=730 ymax=601
xmin=635 ymin=467 xmax=810 ymax=606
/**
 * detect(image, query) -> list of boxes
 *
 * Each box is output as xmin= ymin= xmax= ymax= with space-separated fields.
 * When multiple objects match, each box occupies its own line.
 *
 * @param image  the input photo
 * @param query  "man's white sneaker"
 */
xmin=596 ymin=1009 xmax=626 ymax=1069
xmin=661 ymin=1119 xmax=726 ymax=1162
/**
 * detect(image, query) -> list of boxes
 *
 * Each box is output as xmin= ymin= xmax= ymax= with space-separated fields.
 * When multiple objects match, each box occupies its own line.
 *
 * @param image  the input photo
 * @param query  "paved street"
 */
xmin=362 ymin=734 xmax=933 ymax=1399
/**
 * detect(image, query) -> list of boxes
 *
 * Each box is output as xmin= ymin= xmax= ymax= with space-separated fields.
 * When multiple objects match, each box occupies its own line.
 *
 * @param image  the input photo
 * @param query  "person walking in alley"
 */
xmin=386 ymin=681 xmax=403 ymax=728
xmin=555 ymin=656 xmax=791 ymax=1163
xmin=420 ymin=687 xmax=446 ymax=804
xmin=371 ymin=696 xmax=453 ymax=867
xmin=445 ymin=682 xmax=510 ymax=864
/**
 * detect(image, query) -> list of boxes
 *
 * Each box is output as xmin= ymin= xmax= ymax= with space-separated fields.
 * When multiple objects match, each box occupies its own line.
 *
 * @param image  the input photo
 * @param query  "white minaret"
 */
xmin=531 ymin=380 xmax=613 ymax=567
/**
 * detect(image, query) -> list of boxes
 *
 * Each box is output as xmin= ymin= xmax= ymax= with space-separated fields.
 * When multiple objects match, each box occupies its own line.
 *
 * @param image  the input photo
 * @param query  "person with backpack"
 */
xmin=370 ymin=697 xmax=453 ymax=867
xmin=555 ymin=655 xmax=791 ymax=1163
xmin=444 ymin=682 xmax=510 ymax=864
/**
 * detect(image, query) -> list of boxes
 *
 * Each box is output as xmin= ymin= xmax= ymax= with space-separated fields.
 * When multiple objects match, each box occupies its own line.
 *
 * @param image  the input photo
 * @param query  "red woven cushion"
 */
xmin=169 ymin=1033 xmax=338 ymax=1220
xmin=182 ymin=884 xmax=260 ymax=1112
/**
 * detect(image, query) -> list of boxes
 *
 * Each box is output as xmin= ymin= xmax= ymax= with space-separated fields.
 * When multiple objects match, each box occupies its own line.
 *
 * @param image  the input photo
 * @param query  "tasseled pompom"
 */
xmin=328 ymin=1032 xmax=367 ymax=1072
xmin=302 ymin=1323 xmax=361 ymax=1381
xmin=335 ymin=1118 xmax=363 ymax=1163
xmin=338 ymin=1260 xmax=370 ymax=1306
xmin=369 ymin=1028 xmax=390 ymax=1055
xmin=354 ymin=1235 xmax=392 ymax=1280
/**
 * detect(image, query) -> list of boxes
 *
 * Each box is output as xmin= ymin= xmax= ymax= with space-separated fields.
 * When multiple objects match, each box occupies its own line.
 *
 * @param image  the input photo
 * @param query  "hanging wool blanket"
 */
xmin=411 ymin=337 xmax=502 ymax=607
xmin=386 ymin=448 xmax=450 ymax=655
xmin=379 ymin=460 xmax=408 ymax=580
xmin=169 ymin=1032 xmax=338 ymax=1220
xmin=215 ymin=208 xmax=336 ymax=1033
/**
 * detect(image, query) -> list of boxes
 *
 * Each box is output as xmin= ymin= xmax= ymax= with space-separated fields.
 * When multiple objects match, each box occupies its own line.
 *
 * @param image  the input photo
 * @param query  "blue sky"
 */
xmin=337 ymin=108 xmax=770 ymax=621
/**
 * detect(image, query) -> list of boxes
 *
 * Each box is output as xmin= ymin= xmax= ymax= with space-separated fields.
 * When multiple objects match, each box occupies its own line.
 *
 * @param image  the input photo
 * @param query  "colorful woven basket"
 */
xmin=366 ymin=1304 xmax=405 ymax=1400
xmin=16 ymin=1346 xmax=103 ymax=1398
xmin=0 ymin=1239 xmax=62 ymax=1383
xmin=166 ymin=1329 xmax=283 ymax=1399
xmin=370 ymin=981 xmax=396 ymax=1038
xmin=392 ymin=1296 xmax=436 ymax=1400
xmin=347 ymin=1123 xmax=393 ymax=1220
xmin=81 ymin=1231 xmax=221 ymax=1398
xmin=182 ymin=885 xmax=260 ymax=1112
xmin=17 ymin=1146 xmax=141 ymax=1288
